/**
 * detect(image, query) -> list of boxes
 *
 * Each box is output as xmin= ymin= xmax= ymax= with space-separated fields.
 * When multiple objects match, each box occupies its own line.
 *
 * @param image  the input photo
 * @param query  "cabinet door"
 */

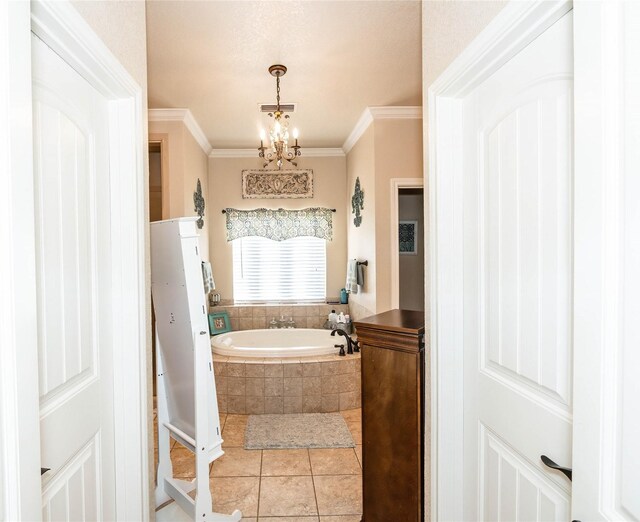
xmin=362 ymin=343 xmax=422 ymax=522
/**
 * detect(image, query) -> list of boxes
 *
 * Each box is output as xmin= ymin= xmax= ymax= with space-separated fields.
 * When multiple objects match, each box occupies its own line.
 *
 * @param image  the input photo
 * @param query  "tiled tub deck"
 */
xmin=213 ymin=352 xmax=362 ymax=415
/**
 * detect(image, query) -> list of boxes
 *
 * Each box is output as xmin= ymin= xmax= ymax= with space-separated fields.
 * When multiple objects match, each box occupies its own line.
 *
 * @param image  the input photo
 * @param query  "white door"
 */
xmin=32 ymin=33 xmax=116 ymax=520
xmin=461 ymin=12 xmax=573 ymax=520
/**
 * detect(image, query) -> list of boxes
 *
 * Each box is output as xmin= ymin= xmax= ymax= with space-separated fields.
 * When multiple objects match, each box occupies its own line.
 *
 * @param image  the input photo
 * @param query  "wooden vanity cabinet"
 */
xmin=354 ymin=309 xmax=426 ymax=522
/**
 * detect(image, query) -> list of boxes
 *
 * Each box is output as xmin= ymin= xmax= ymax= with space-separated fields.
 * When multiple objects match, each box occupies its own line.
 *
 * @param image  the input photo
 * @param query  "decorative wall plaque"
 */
xmin=351 ymin=177 xmax=364 ymax=227
xmin=242 ymin=169 xmax=313 ymax=199
xmin=193 ymin=178 xmax=205 ymax=229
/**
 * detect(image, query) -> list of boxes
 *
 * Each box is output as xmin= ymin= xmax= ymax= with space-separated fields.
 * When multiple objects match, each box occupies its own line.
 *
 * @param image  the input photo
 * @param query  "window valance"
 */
xmin=224 ymin=208 xmax=333 ymax=242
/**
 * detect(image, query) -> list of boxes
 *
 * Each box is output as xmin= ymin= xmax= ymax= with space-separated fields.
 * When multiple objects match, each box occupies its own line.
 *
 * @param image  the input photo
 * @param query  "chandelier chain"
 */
xmin=276 ymin=76 xmax=281 ymax=111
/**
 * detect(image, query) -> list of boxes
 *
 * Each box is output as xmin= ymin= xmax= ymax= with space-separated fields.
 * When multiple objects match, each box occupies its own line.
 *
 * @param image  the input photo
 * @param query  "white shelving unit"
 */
xmin=151 ymin=217 xmax=241 ymax=522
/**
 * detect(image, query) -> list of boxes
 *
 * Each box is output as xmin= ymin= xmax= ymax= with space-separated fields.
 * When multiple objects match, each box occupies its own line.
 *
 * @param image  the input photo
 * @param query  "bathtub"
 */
xmin=211 ymin=328 xmax=338 ymax=358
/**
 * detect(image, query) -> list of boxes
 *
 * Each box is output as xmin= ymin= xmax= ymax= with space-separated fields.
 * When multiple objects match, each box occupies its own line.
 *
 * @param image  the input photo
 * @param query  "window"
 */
xmin=232 ymin=236 xmax=326 ymax=303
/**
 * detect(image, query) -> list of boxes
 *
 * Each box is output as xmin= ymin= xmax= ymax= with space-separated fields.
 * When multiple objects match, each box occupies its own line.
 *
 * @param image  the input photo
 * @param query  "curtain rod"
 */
xmin=221 ymin=208 xmax=337 ymax=214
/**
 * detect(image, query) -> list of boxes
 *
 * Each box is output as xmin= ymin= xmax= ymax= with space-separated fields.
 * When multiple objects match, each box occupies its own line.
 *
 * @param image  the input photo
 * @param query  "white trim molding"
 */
xmin=148 ymin=108 xmax=212 ymax=155
xmin=209 ymin=147 xmax=345 ymax=159
xmin=390 ymin=178 xmax=424 ymax=310
xmin=427 ymin=1 xmax=572 ymax=521
xmin=0 ymin=2 xmax=41 ymax=520
xmin=342 ymin=106 xmax=422 ymax=154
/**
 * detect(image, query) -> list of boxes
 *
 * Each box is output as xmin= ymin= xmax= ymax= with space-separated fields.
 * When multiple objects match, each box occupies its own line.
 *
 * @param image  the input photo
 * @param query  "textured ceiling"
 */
xmin=146 ymin=1 xmax=422 ymax=149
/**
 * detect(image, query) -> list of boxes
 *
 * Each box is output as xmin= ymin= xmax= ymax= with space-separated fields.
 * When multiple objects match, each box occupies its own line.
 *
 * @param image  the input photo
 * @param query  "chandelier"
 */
xmin=258 ymin=64 xmax=301 ymax=170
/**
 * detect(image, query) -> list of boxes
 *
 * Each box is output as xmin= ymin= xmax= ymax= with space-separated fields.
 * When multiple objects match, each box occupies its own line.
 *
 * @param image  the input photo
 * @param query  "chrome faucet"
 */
xmin=331 ymin=329 xmax=359 ymax=354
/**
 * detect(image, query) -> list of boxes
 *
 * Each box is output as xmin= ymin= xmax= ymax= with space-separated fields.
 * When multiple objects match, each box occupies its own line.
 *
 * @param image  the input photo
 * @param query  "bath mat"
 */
xmin=244 ymin=413 xmax=355 ymax=449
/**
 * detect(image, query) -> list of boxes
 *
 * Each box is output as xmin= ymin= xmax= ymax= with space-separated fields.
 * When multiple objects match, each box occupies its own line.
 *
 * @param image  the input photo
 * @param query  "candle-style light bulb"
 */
xmin=259 ymin=129 xmax=266 ymax=142
xmin=293 ymin=128 xmax=299 ymax=140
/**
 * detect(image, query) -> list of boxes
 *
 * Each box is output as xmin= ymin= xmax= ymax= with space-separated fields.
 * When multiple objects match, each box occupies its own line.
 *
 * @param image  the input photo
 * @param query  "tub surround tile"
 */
xmin=284 ymin=395 xmax=303 ymax=414
xmin=265 ymin=378 xmax=284 ymax=397
xmin=210 ymin=476 xmax=260 ymax=517
xmin=338 ymin=374 xmax=358 ymax=393
xmin=245 ymin=396 xmax=265 ymax=415
xmin=245 ymin=364 xmax=265 ymax=378
xmin=302 ymin=377 xmax=321 ymax=396
xmin=259 ymin=476 xmax=318 ymax=517
xmin=213 ymin=361 xmax=228 ymax=376
xmin=321 ymin=375 xmax=340 ymax=395
xmin=302 ymin=363 xmax=322 ymax=378
xmin=313 ymin=475 xmax=362 ymax=516
xmin=321 ymin=394 xmax=339 ymax=413
xmin=239 ymin=318 xmax=254 ymax=330
xmin=284 ymin=377 xmax=303 ymax=397
xmin=252 ymin=307 xmax=267 ymax=318
xmin=217 ymin=394 xmax=228 ymax=413
xmin=294 ymin=317 xmax=309 ymax=328
xmin=239 ymin=307 xmax=253 ymax=318
xmin=354 ymin=445 xmax=362 ymax=468
xmin=303 ymin=396 xmax=321 ymax=413
xmin=261 ymin=449 xmax=311 ymax=476
xmin=228 ymin=377 xmax=246 ymax=396
xmin=309 ymin=449 xmax=361 ymax=476
xmin=252 ymin=317 xmax=267 ymax=329
xmin=321 ymin=361 xmax=341 ymax=376
xmin=227 ymin=363 xmax=246 ymax=378
xmin=339 ymin=392 xmax=358 ymax=411
xmin=264 ymin=396 xmax=284 ymax=414
xmin=215 ymin=375 xmax=228 ymax=395
xmin=227 ymin=396 xmax=246 ymax=415
xmin=246 ymin=378 xmax=265 ymax=397
xmin=283 ymin=363 xmax=303 ymax=378
xmin=264 ymin=364 xmax=284 ymax=377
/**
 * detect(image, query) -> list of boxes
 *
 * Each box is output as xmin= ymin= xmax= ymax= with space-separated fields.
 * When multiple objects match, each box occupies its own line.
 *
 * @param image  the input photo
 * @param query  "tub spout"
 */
xmin=331 ymin=329 xmax=355 ymax=354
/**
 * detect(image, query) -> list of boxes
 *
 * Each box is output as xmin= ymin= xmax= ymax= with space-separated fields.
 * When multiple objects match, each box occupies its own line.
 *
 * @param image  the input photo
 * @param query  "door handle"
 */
xmin=41 ymin=467 xmax=50 ymax=476
xmin=540 ymin=455 xmax=572 ymax=481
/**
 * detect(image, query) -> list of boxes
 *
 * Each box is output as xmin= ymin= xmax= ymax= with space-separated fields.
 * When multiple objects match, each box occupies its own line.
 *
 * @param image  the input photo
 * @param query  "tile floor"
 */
xmin=155 ymin=408 xmax=363 ymax=522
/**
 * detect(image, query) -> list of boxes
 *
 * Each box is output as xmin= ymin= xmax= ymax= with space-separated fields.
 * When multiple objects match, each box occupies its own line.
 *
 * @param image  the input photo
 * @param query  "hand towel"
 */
xmin=201 ymin=261 xmax=215 ymax=294
xmin=357 ymin=262 xmax=365 ymax=288
xmin=346 ymin=259 xmax=358 ymax=294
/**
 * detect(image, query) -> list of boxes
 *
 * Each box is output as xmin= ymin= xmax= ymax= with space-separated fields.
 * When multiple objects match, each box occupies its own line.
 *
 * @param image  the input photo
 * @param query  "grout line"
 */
xmin=307 ymin=449 xmax=321 ymax=517
xmin=256 ymin=449 xmax=263 ymax=518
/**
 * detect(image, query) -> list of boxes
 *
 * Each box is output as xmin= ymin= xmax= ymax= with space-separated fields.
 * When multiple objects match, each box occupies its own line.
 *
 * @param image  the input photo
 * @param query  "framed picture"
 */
xmin=208 ymin=311 xmax=231 ymax=336
xmin=399 ymin=220 xmax=418 ymax=255
xmin=242 ymin=169 xmax=313 ymax=199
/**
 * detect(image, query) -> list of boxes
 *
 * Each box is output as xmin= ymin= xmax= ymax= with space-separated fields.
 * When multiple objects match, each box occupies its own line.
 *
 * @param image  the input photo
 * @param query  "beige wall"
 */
xmin=399 ymin=192 xmax=425 ymax=311
xmin=346 ymin=119 xmax=423 ymax=320
xmin=149 ymin=121 xmax=210 ymax=261
xmin=346 ymin=126 xmax=376 ymax=319
xmin=209 ymin=156 xmax=348 ymax=301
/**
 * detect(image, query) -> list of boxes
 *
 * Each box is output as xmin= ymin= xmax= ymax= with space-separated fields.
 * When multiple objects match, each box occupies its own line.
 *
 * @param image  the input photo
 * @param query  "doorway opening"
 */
xmin=391 ymin=179 xmax=425 ymax=311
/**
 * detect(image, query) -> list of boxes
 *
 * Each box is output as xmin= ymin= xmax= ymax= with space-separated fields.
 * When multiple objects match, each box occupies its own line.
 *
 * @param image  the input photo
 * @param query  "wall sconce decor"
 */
xmin=193 ymin=178 xmax=205 ymax=229
xmin=351 ymin=177 xmax=364 ymax=227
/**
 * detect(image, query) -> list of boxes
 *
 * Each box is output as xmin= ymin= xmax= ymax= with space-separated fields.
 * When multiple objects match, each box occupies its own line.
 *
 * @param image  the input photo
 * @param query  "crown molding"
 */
xmin=209 ymin=148 xmax=345 ymax=159
xmin=342 ymin=106 xmax=423 ymax=154
xmin=148 ymin=108 xmax=212 ymax=155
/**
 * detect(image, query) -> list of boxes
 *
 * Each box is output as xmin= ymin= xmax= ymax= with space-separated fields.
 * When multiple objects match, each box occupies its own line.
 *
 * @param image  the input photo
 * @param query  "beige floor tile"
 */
xmin=258 ymin=517 xmax=318 ymax=522
xmin=340 ymin=409 xmax=361 ymax=423
xmin=170 ymin=447 xmax=195 ymax=478
xmin=308 ymin=448 xmax=361 ymax=476
xmin=320 ymin=515 xmax=362 ymax=522
xmin=313 ymin=475 xmax=362 ymax=516
xmin=210 ymin=476 xmax=260 ymax=517
xmin=211 ymin=447 xmax=262 ymax=477
xmin=344 ymin=420 xmax=361 ymax=444
xmin=259 ymin=476 xmax=318 ymax=517
xmin=261 ymin=449 xmax=311 ymax=476
xmin=222 ymin=421 xmax=247 ymax=447
xmin=354 ymin=446 xmax=362 ymax=468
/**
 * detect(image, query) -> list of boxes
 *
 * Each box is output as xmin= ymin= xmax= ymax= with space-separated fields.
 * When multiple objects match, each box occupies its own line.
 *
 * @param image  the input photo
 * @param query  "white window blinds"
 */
xmin=232 ymin=236 xmax=326 ymax=303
